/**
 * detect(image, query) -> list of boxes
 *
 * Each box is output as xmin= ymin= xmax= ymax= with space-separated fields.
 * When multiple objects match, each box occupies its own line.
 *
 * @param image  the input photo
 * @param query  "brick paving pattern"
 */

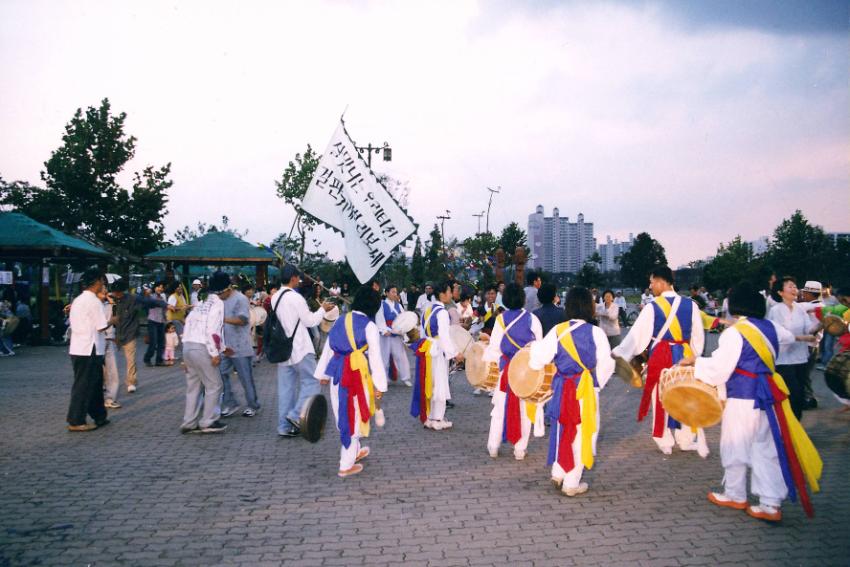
xmin=0 ymin=338 xmax=848 ymax=566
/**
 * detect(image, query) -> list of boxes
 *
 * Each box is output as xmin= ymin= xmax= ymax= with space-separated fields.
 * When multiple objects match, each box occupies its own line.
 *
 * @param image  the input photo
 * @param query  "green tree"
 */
xmin=702 ymin=236 xmax=762 ymax=292
xmin=576 ymin=252 xmax=604 ymax=288
xmin=498 ymin=222 xmax=528 ymax=266
xmin=765 ymin=210 xmax=832 ymax=283
xmin=0 ymin=99 xmax=172 ymax=257
xmin=174 ymin=215 xmax=247 ymax=244
xmin=274 ymin=145 xmax=321 ymax=261
xmin=411 ymin=237 xmax=426 ymax=284
xmin=619 ymin=232 xmax=667 ymax=287
xmin=425 ymin=225 xmax=446 ymax=283
xmin=463 ymin=232 xmax=500 ymax=262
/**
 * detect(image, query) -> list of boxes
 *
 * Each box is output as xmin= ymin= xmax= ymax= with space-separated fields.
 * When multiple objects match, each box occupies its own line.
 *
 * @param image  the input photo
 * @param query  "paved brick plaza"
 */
xmin=0 ymin=341 xmax=848 ymax=566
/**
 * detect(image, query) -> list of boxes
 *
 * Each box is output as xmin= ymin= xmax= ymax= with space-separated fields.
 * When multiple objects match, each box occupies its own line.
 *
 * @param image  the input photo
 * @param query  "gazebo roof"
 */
xmin=146 ymin=231 xmax=277 ymax=264
xmin=0 ymin=211 xmax=111 ymax=259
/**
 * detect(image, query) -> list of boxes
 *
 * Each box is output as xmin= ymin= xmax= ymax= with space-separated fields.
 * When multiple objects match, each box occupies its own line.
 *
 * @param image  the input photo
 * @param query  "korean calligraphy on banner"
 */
xmin=301 ymin=120 xmax=417 ymax=283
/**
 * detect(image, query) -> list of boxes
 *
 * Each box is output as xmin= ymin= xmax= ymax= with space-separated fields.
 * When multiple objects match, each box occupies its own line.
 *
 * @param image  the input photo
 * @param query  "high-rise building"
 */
xmin=598 ymin=234 xmax=635 ymax=272
xmin=527 ymin=205 xmax=596 ymax=273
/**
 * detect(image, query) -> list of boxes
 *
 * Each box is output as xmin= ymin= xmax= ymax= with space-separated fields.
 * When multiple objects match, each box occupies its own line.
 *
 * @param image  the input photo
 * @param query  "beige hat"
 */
xmin=802 ymin=281 xmax=822 ymax=294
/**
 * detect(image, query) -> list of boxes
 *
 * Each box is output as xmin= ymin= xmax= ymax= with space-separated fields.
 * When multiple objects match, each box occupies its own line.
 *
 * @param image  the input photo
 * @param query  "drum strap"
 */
xmin=498 ymin=310 xmax=526 ymax=350
xmin=735 ymin=319 xmax=821 ymax=516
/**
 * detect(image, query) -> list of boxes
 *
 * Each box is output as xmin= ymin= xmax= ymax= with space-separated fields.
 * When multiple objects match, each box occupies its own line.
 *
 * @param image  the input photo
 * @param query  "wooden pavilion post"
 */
xmin=38 ymin=259 xmax=50 ymax=342
xmin=256 ymin=264 xmax=267 ymax=289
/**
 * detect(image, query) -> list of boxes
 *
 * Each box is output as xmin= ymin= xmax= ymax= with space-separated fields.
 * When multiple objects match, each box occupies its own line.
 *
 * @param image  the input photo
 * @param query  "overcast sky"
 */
xmin=1 ymin=0 xmax=847 ymax=267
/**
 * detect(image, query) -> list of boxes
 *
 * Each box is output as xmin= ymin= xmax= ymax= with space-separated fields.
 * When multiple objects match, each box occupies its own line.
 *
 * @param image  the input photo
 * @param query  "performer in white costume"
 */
xmin=375 ymin=284 xmax=412 ymax=387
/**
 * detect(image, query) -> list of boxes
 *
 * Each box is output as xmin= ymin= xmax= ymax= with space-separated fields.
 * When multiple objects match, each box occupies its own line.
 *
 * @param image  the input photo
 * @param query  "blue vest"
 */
xmin=423 ymin=305 xmax=444 ymax=338
xmin=382 ymin=300 xmax=402 ymax=327
xmin=651 ymin=296 xmax=695 ymax=343
xmin=498 ymin=309 xmax=536 ymax=359
xmin=726 ymin=318 xmax=779 ymax=400
xmin=552 ymin=321 xmax=599 ymax=387
xmin=325 ymin=313 xmax=370 ymax=383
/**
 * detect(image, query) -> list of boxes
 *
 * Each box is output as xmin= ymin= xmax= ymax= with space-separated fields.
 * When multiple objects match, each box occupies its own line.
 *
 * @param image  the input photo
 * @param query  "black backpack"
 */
xmin=264 ymin=290 xmax=300 ymax=363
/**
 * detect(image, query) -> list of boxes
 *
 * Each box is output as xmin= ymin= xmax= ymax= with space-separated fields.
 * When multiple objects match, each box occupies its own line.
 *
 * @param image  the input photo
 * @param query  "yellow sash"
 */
xmin=557 ymin=323 xmax=597 ymax=470
xmin=654 ymin=296 xmax=684 ymax=342
xmin=345 ymin=313 xmax=375 ymax=438
xmin=735 ymin=319 xmax=822 ymax=493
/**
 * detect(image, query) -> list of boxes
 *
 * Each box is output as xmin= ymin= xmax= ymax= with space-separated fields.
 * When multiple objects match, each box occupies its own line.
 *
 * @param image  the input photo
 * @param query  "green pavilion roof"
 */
xmin=146 ymin=231 xmax=277 ymax=264
xmin=0 ymin=211 xmax=111 ymax=259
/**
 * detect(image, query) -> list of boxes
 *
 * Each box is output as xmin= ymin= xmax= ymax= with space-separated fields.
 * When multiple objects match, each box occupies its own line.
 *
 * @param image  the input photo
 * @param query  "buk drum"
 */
xmin=449 ymin=325 xmax=475 ymax=357
xmin=823 ymin=315 xmax=848 ymax=337
xmin=392 ymin=311 xmax=420 ymax=342
xmin=825 ymin=350 xmax=850 ymax=402
xmin=507 ymin=345 xmax=555 ymax=404
xmin=319 ymin=306 xmax=340 ymax=334
xmin=659 ymin=366 xmax=723 ymax=428
xmin=249 ymin=306 xmax=268 ymax=328
xmin=465 ymin=342 xmax=500 ymax=391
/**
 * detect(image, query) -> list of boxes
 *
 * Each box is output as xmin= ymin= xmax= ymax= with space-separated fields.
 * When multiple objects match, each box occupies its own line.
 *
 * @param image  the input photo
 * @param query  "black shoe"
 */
xmin=155 ymin=362 xmax=167 ymax=367
xmin=95 ymin=419 xmax=111 ymax=428
xmin=180 ymin=425 xmax=199 ymax=434
xmin=285 ymin=417 xmax=302 ymax=434
xmin=278 ymin=429 xmax=299 ymax=438
xmin=445 ymin=400 xmax=455 ymax=409
xmin=804 ymin=398 xmax=818 ymax=410
xmin=200 ymin=421 xmax=227 ymax=433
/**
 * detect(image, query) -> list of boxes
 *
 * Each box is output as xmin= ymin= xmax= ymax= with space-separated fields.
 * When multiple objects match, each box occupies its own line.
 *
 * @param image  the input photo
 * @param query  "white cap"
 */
xmin=192 ymin=279 xmax=202 ymax=285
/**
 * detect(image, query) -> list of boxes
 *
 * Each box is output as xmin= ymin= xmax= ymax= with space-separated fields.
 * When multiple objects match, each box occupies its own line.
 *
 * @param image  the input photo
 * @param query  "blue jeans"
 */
xmin=277 ymin=354 xmax=319 ymax=434
xmin=144 ymin=321 xmax=164 ymax=364
xmin=821 ymin=334 xmax=836 ymax=366
xmin=220 ymin=355 xmax=260 ymax=411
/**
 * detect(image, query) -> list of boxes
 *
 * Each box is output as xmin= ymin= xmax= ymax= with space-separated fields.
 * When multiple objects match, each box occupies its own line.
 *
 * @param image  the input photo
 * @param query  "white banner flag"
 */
xmin=301 ymin=120 xmax=417 ymax=283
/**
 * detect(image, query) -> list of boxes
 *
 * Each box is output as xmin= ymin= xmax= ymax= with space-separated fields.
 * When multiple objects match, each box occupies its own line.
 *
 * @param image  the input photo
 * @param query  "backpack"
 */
xmin=264 ymin=290 xmax=300 ymax=363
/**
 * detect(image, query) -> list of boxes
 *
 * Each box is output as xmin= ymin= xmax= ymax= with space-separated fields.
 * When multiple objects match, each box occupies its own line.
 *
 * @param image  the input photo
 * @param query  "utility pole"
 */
xmin=355 ymin=141 xmax=392 ymax=168
xmin=485 ymin=186 xmax=501 ymax=234
xmin=436 ymin=209 xmax=451 ymax=253
xmin=472 ymin=211 xmax=484 ymax=235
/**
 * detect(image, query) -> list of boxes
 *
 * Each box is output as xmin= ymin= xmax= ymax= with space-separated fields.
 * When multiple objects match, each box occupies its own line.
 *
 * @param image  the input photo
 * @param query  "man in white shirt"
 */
xmin=190 ymin=279 xmax=203 ymax=307
xmin=67 ymin=268 xmax=111 ymax=432
xmin=415 ymin=283 xmax=434 ymax=317
xmin=180 ymin=271 xmax=230 ymax=434
xmin=274 ymin=265 xmax=336 ymax=437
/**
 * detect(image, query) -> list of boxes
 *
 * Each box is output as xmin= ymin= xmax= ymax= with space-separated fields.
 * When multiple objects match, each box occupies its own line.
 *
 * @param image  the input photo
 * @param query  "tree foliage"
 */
xmin=425 ymin=225 xmax=447 ymax=283
xmin=765 ymin=210 xmax=833 ymax=283
xmin=702 ymin=236 xmax=760 ymax=292
xmin=498 ymin=223 xmax=528 ymax=265
xmin=173 ymin=215 xmax=247 ymax=245
xmin=274 ymin=145 xmax=322 ymax=261
xmin=576 ymin=252 xmax=604 ymax=288
xmin=411 ymin=237 xmax=426 ymax=284
xmin=619 ymin=232 xmax=668 ymax=287
xmin=0 ymin=98 xmax=171 ymax=257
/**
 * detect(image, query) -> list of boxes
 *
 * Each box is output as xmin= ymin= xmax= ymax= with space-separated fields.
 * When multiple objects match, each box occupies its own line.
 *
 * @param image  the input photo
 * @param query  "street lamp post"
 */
xmin=356 ymin=141 xmax=392 ymax=168
xmin=437 ymin=210 xmax=451 ymax=253
xmin=485 ymin=186 xmax=501 ymax=234
xmin=472 ymin=211 xmax=484 ymax=235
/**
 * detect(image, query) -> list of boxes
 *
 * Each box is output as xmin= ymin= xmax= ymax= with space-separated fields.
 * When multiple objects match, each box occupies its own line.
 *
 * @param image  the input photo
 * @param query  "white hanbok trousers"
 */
xmin=720 ymin=398 xmax=788 ymax=507
xmin=380 ymin=335 xmax=411 ymax=382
